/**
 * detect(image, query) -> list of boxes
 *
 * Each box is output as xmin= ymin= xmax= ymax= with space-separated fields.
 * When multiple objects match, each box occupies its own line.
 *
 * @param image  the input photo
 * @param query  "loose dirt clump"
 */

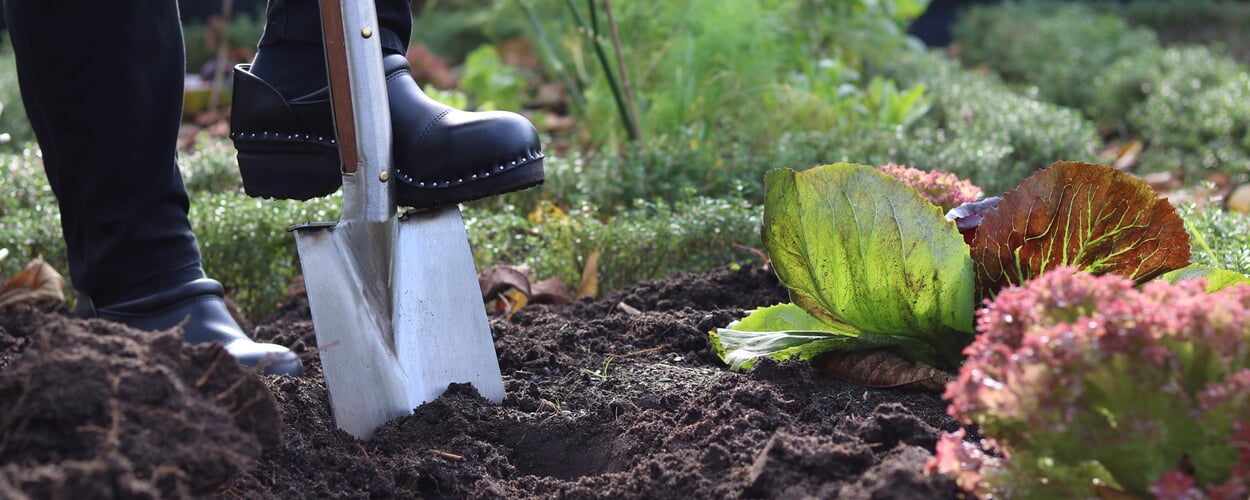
xmin=0 ymin=313 xmax=280 ymax=498
xmin=0 ymin=265 xmax=961 ymax=498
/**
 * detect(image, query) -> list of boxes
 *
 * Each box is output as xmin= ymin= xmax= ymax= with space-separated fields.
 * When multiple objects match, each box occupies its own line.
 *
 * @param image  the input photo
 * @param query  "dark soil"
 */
xmin=0 ymin=265 xmax=961 ymax=498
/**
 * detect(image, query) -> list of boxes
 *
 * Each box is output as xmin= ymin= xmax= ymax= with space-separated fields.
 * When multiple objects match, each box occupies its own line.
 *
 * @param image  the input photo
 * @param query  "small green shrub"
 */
xmin=954 ymin=2 xmax=1158 ymax=114
xmin=0 ymin=40 xmax=35 ymax=149
xmin=1115 ymin=0 xmax=1250 ymax=65
xmin=0 ymin=146 xmax=55 ymax=216
xmin=1178 ymin=201 xmax=1250 ymax=276
xmin=0 ymin=205 xmax=66 ymax=285
xmin=178 ymin=135 xmax=245 ymax=194
xmin=1131 ymin=72 xmax=1250 ymax=181
xmin=465 ymin=195 xmax=762 ymax=293
xmin=1090 ymin=45 xmax=1243 ymax=130
xmin=191 ymin=191 xmax=340 ymax=320
xmin=869 ymin=50 xmax=1100 ymax=193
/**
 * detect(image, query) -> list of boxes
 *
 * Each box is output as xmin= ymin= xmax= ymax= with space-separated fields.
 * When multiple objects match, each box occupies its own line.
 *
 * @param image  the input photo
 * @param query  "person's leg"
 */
xmin=4 ymin=0 xmax=302 ymax=376
xmin=5 ymin=1 xmax=201 ymax=305
xmin=231 ymin=0 xmax=544 ymax=208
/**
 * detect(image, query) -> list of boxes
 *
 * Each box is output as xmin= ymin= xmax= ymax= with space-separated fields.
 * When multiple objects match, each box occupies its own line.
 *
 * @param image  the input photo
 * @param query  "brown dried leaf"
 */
xmin=0 ymin=259 xmax=67 ymax=309
xmin=576 ymin=248 xmax=600 ymax=299
xmin=531 ymin=278 xmax=573 ymax=306
xmin=478 ymin=265 xmax=532 ymax=301
xmin=812 ymin=349 xmax=954 ymax=392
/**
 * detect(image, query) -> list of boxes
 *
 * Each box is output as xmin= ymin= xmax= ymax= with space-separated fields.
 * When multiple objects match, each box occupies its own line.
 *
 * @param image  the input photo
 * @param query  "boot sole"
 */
xmin=237 ymin=143 xmax=544 ymax=209
xmin=237 ymin=141 xmax=342 ymax=201
xmin=399 ymin=157 xmax=545 ymax=210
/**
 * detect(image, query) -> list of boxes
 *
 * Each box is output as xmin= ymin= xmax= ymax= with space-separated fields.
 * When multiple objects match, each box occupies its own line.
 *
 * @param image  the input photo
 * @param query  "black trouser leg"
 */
xmin=251 ymin=0 xmax=412 ymax=97
xmin=4 ymin=0 xmax=205 ymax=306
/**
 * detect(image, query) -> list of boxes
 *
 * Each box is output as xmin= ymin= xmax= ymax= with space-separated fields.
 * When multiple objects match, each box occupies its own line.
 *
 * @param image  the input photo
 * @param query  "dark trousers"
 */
xmin=4 ymin=0 xmax=409 ymax=306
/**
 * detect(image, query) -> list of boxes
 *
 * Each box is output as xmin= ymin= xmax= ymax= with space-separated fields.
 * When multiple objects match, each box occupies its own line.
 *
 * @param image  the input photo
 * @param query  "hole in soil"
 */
xmin=508 ymin=421 xmax=627 ymax=480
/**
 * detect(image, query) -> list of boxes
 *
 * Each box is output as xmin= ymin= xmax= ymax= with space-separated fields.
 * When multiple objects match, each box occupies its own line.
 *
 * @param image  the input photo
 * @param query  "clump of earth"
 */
xmin=0 ymin=265 xmax=960 ymax=498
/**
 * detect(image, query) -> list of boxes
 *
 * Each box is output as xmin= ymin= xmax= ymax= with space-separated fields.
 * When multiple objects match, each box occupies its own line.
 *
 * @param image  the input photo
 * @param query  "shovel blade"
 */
xmin=294 ymin=206 xmax=503 ymax=439
xmin=393 ymin=206 xmax=505 ymax=405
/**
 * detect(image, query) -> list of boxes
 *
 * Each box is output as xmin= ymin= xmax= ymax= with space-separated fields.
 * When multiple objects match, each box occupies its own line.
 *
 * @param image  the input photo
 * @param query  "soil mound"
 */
xmin=0 ymin=313 xmax=280 ymax=498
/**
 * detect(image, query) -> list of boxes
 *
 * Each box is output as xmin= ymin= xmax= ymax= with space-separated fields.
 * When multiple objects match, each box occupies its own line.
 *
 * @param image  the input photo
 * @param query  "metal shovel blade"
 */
xmin=294 ymin=205 xmax=504 ymax=439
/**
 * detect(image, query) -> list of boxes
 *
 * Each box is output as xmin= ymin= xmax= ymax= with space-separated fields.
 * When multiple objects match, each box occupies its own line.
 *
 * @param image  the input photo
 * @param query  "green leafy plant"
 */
xmin=869 ymin=50 xmax=1100 ymax=194
xmin=1177 ymin=200 xmax=1250 ymax=276
xmin=712 ymin=161 xmax=1195 ymax=372
xmin=458 ymin=44 xmax=526 ymax=112
xmin=0 ymin=43 xmax=34 ymax=149
xmin=932 ymin=268 xmax=1250 ymax=498
xmin=712 ymin=163 xmax=975 ymax=371
xmin=953 ymin=2 xmax=1157 ymax=114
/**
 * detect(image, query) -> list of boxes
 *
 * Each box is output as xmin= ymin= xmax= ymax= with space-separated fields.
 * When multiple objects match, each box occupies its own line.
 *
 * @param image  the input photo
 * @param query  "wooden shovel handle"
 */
xmin=319 ymin=0 xmax=358 ymax=174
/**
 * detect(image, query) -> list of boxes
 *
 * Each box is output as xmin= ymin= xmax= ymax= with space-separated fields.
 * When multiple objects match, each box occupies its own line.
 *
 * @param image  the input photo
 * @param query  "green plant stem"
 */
xmin=565 ymin=0 xmax=639 ymax=142
xmin=515 ymin=0 xmax=587 ymax=112
xmin=601 ymin=0 xmax=642 ymax=142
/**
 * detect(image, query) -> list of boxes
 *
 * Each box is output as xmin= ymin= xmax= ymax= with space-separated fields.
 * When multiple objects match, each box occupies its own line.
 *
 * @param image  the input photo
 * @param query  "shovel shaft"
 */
xmin=318 ymin=0 xmax=394 ymax=222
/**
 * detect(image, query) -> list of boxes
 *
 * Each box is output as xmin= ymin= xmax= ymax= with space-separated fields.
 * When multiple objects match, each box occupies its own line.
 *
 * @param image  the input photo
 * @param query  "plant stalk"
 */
xmin=601 ymin=0 xmax=642 ymax=142
xmin=565 ymin=0 xmax=639 ymax=142
xmin=515 ymin=0 xmax=587 ymax=113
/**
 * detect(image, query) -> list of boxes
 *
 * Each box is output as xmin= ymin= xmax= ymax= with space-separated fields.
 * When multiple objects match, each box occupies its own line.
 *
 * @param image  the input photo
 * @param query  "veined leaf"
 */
xmin=971 ymin=161 xmax=1191 ymax=297
xmin=762 ymin=164 xmax=975 ymax=367
xmin=712 ymin=303 xmax=953 ymax=371
xmin=1159 ymin=265 xmax=1250 ymax=292
xmin=711 ymin=303 xmax=859 ymax=371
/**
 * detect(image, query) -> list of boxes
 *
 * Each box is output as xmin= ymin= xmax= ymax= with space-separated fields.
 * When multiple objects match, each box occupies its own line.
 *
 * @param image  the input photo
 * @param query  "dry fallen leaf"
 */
xmin=812 ymin=349 xmax=954 ymax=392
xmin=531 ymin=278 xmax=573 ymax=306
xmin=478 ymin=265 xmax=532 ymax=300
xmin=576 ymin=248 xmax=600 ymax=299
xmin=0 ymin=259 xmax=67 ymax=309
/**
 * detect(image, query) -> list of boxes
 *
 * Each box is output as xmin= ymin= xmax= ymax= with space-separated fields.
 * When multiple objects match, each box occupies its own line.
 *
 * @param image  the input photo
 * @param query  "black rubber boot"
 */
xmin=230 ymin=55 xmax=544 ymax=209
xmin=77 ymin=279 xmax=305 ymax=377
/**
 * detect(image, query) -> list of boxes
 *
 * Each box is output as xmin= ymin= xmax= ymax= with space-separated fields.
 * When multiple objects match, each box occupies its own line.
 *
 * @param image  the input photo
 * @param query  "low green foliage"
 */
xmin=191 ymin=192 xmax=340 ymax=320
xmin=1177 ymin=201 xmax=1250 ymax=276
xmin=0 ymin=205 xmax=67 ymax=287
xmin=0 ymin=41 xmax=34 ymax=149
xmin=0 ymin=146 xmax=56 ymax=216
xmin=458 ymin=44 xmax=526 ymax=111
xmin=952 ymin=2 xmax=1250 ymax=183
xmin=867 ymin=50 xmax=1101 ymax=193
xmin=178 ymin=135 xmax=245 ymax=194
xmin=1131 ymin=72 xmax=1250 ymax=180
xmin=1091 ymin=45 xmax=1242 ymax=130
xmin=465 ymin=195 xmax=762 ymax=293
xmin=954 ymin=2 xmax=1157 ymax=114
xmin=1115 ymin=0 xmax=1250 ymax=65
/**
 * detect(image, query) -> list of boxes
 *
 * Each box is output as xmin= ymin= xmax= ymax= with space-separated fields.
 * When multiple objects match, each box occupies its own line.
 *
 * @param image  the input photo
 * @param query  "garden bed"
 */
xmin=0 ymin=265 xmax=959 ymax=498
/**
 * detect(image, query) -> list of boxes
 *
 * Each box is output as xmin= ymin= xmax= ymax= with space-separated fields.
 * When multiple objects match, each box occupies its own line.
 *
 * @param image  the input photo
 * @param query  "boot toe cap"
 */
xmin=225 ymin=340 xmax=305 ymax=376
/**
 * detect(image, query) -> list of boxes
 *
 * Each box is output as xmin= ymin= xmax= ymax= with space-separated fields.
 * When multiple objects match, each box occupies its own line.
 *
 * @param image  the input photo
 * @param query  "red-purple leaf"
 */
xmin=971 ymin=161 xmax=1190 ymax=297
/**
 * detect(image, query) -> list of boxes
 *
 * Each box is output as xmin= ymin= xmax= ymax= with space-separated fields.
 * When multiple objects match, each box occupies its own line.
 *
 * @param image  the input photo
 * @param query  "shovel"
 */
xmin=291 ymin=0 xmax=505 ymax=440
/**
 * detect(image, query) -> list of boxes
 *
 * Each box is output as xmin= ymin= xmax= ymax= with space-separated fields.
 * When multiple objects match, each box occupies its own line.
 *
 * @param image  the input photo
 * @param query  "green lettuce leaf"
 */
xmin=971 ymin=161 xmax=1191 ymax=297
xmin=752 ymin=163 xmax=975 ymax=368
xmin=1159 ymin=265 xmax=1250 ymax=292
xmin=711 ymin=303 xmax=947 ymax=371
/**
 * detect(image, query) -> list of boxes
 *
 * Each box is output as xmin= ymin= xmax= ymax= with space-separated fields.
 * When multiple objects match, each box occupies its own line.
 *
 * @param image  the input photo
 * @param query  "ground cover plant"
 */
xmin=933 ymin=269 xmax=1250 ymax=498
xmin=953 ymin=1 xmax=1250 ymax=184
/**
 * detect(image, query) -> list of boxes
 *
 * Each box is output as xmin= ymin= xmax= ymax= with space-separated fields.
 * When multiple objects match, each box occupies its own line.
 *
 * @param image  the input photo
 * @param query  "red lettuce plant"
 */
xmin=931 ymin=268 xmax=1250 ymax=498
xmin=877 ymin=162 xmax=982 ymax=211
